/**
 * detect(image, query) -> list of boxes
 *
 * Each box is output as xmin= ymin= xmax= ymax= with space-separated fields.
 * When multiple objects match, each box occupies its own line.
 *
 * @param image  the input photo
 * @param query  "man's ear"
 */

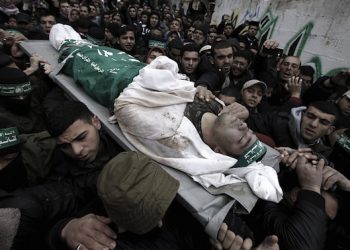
xmin=91 ymin=115 xmax=101 ymax=130
xmin=116 ymin=37 xmax=120 ymax=45
xmin=213 ymin=145 xmax=224 ymax=154
xmin=209 ymin=55 xmax=214 ymax=65
xmin=326 ymin=125 xmax=336 ymax=136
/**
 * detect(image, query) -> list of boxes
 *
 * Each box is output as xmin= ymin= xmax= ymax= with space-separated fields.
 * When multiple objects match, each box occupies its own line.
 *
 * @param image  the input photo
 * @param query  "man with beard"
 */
xmin=0 ymin=66 xmax=47 ymax=133
xmin=195 ymin=40 xmax=234 ymax=99
xmin=219 ymin=50 xmax=254 ymax=103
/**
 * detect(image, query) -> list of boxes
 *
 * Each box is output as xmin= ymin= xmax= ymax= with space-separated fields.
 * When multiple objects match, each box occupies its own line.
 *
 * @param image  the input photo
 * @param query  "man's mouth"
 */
xmin=304 ymin=128 xmax=315 ymax=136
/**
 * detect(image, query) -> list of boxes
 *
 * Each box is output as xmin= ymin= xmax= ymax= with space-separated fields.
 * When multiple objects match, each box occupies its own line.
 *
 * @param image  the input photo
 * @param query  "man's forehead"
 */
xmin=214 ymin=47 xmax=233 ymax=55
xmin=183 ymin=51 xmax=199 ymax=58
xmin=306 ymin=106 xmax=336 ymax=121
xmin=283 ymin=56 xmax=300 ymax=65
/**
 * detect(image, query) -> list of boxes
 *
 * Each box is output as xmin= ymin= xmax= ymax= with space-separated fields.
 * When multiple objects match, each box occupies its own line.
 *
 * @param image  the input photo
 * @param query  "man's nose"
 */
xmin=71 ymin=142 xmax=83 ymax=156
xmin=310 ymin=119 xmax=319 ymax=127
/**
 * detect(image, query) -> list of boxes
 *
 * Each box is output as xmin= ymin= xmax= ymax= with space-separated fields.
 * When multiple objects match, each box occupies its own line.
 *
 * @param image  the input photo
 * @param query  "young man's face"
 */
xmin=60 ymin=2 xmax=71 ymax=16
xmin=112 ymin=14 xmax=122 ymax=25
xmin=141 ymin=14 xmax=148 ymax=24
xmin=231 ymin=56 xmax=249 ymax=76
xmin=117 ymin=31 xmax=135 ymax=52
xmin=223 ymin=25 xmax=233 ymax=36
xmin=337 ymin=96 xmax=350 ymax=116
xmin=80 ymin=6 xmax=89 ymax=17
xmin=40 ymin=15 xmax=56 ymax=35
xmin=241 ymin=85 xmax=263 ymax=108
xmin=301 ymin=106 xmax=335 ymax=143
xmin=128 ymin=7 xmax=136 ymax=18
xmin=213 ymin=47 xmax=233 ymax=74
xmin=181 ymin=51 xmax=199 ymax=75
xmin=170 ymin=20 xmax=181 ymax=32
xmin=247 ymin=25 xmax=258 ymax=37
xmin=149 ymin=14 xmax=159 ymax=27
xmin=57 ymin=117 xmax=101 ymax=163
xmin=278 ymin=56 xmax=301 ymax=82
xmin=215 ymin=115 xmax=257 ymax=157
xmin=207 ymin=32 xmax=217 ymax=44
xmin=146 ymin=50 xmax=164 ymax=64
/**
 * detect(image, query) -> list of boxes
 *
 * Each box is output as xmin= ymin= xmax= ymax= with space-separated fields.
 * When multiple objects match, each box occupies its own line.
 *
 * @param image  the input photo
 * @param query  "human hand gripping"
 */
xmin=61 ymin=214 xmax=117 ymax=250
xmin=259 ymin=40 xmax=279 ymax=57
xmin=219 ymin=102 xmax=249 ymax=121
xmin=210 ymin=223 xmax=279 ymax=250
xmin=322 ymin=166 xmax=350 ymax=192
xmin=277 ymin=147 xmax=317 ymax=170
xmin=286 ymin=76 xmax=303 ymax=98
xmin=296 ymin=156 xmax=325 ymax=193
xmin=196 ymin=85 xmax=216 ymax=102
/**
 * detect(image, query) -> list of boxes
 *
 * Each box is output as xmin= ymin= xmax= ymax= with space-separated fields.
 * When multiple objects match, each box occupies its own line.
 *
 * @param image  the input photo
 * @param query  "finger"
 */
xmin=209 ymin=238 xmax=223 ymax=250
xmin=95 ymin=215 xmax=112 ymax=224
xmin=91 ymin=225 xmax=117 ymax=249
xmin=286 ymin=152 xmax=299 ymax=166
xmin=218 ymin=223 xmax=228 ymax=242
xmin=80 ymin=234 xmax=108 ymax=250
xmin=297 ymin=147 xmax=313 ymax=152
xmin=263 ymin=235 xmax=279 ymax=247
xmin=229 ymin=234 xmax=243 ymax=250
xmin=316 ymin=159 xmax=325 ymax=171
xmin=296 ymin=155 xmax=307 ymax=168
xmin=241 ymin=238 xmax=253 ymax=250
xmin=222 ymin=230 xmax=236 ymax=250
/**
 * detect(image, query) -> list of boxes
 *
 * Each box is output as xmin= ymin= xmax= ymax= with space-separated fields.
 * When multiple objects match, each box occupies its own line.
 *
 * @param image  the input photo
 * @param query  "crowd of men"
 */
xmin=0 ymin=0 xmax=350 ymax=249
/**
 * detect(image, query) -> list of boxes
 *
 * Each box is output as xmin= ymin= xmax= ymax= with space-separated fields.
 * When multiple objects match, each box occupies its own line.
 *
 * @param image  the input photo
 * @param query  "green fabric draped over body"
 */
xmin=59 ymin=40 xmax=146 ymax=108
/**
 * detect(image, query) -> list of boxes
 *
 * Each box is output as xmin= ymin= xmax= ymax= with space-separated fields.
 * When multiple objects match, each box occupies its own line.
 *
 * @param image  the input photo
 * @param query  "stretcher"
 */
xmin=19 ymin=40 xmax=235 ymax=238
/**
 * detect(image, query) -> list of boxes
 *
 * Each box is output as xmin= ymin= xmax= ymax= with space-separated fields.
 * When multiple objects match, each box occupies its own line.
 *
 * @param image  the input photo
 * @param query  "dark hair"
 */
xmin=117 ymin=25 xmax=136 ymax=37
xmin=46 ymin=101 xmax=94 ymax=137
xmin=180 ymin=43 xmax=199 ymax=57
xmin=39 ymin=11 xmax=57 ymax=20
xmin=308 ymin=101 xmax=340 ymax=123
xmin=233 ymin=50 xmax=253 ymax=64
xmin=106 ymin=23 xmax=120 ymax=37
xmin=300 ymin=65 xmax=315 ymax=77
xmin=211 ymin=40 xmax=232 ymax=56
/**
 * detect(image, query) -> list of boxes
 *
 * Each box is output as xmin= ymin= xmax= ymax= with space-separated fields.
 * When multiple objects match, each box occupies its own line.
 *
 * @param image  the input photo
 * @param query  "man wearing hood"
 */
xmin=246 ymin=100 xmax=338 ymax=157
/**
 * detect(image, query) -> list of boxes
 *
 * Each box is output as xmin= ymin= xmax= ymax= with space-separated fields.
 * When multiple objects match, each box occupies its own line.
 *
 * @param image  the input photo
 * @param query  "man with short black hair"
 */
xmin=195 ymin=40 xmax=234 ymax=100
xmin=239 ymin=21 xmax=259 ymax=54
xmin=180 ymin=43 xmax=200 ymax=81
xmin=116 ymin=25 xmax=136 ymax=55
xmin=247 ymin=100 xmax=338 ymax=157
xmin=39 ymin=12 xmax=56 ymax=37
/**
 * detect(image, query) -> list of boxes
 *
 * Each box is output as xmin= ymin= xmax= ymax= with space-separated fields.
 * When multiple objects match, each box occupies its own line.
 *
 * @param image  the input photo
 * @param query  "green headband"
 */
xmin=234 ymin=140 xmax=267 ymax=168
xmin=0 ymin=82 xmax=32 ymax=96
xmin=336 ymin=133 xmax=350 ymax=154
xmin=149 ymin=40 xmax=166 ymax=49
xmin=0 ymin=127 xmax=20 ymax=150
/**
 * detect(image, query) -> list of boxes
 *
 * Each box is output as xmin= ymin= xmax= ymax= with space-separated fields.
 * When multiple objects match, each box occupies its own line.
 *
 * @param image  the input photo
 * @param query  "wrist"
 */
xmin=61 ymin=219 xmax=74 ymax=241
xmin=23 ymin=66 xmax=37 ymax=75
xmin=291 ymin=93 xmax=301 ymax=98
xmin=301 ymin=185 xmax=321 ymax=194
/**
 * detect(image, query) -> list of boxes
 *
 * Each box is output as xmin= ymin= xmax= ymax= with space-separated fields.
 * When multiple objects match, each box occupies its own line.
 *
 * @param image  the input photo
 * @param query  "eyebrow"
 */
xmin=58 ymin=131 xmax=87 ymax=146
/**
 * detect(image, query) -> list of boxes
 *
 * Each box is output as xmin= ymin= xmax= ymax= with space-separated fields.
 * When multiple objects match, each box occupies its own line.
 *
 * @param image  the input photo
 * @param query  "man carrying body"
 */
xmin=196 ymin=40 xmax=234 ymax=97
xmin=246 ymin=101 xmax=338 ymax=158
